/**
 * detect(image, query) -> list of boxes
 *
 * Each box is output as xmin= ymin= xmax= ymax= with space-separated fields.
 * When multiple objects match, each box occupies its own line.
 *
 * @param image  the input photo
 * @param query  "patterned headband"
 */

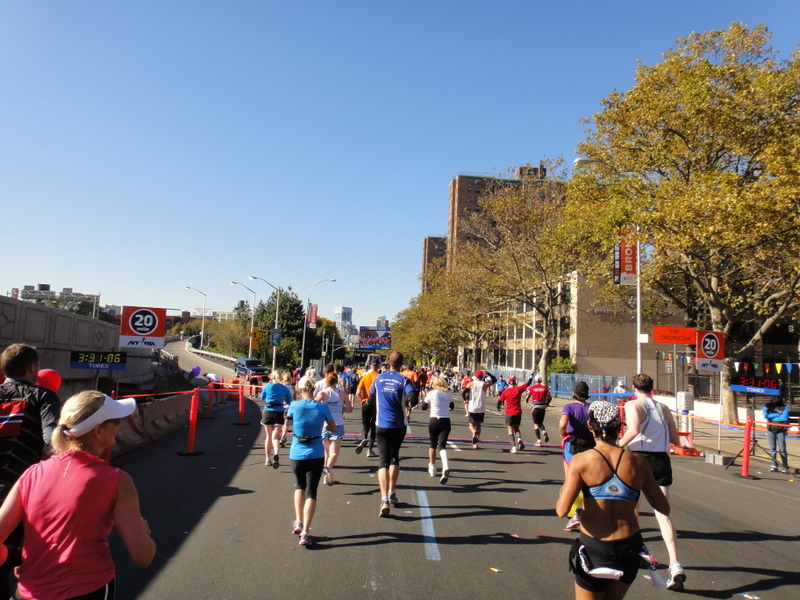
xmin=588 ymin=400 xmax=620 ymax=426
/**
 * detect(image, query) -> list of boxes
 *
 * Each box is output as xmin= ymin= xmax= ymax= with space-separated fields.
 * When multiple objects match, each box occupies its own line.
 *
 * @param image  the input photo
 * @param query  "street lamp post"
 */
xmin=249 ymin=275 xmax=281 ymax=372
xmin=299 ymin=278 xmax=336 ymax=370
xmin=184 ymin=286 xmax=207 ymax=349
xmin=574 ymin=157 xmax=643 ymax=373
xmin=230 ymin=281 xmax=256 ymax=359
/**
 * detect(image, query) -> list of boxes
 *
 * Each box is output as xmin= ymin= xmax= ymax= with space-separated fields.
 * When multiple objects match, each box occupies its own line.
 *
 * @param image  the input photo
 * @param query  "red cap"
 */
xmin=475 ymin=370 xmax=483 ymax=377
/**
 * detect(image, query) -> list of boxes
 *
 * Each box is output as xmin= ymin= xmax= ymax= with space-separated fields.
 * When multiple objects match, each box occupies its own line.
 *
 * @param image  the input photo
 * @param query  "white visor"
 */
xmin=66 ymin=395 xmax=137 ymax=437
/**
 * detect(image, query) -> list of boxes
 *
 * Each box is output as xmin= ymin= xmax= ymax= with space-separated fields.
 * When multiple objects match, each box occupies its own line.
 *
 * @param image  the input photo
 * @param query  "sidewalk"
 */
xmin=682 ymin=413 xmax=799 ymax=473
xmin=546 ymin=395 xmax=799 ymax=474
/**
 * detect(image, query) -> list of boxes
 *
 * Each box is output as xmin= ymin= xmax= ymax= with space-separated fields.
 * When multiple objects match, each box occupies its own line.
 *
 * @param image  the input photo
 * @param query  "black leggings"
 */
xmin=376 ymin=427 xmax=405 ymax=469
xmin=428 ymin=418 xmax=451 ymax=452
xmin=361 ymin=402 xmax=376 ymax=445
xmin=291 ymin=457 xmax=325 ymax=500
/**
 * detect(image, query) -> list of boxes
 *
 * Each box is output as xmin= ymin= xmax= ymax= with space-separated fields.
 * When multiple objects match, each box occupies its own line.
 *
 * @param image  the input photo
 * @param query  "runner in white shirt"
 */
xmin=423 ymin=376 xmax=455 ymax=484
xmin=314 ymin=369 xmax=351 ymax=485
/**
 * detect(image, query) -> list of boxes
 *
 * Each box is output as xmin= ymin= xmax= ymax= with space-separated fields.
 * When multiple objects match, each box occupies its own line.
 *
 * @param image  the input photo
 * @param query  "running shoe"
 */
xmin=510 ymin=447 xmax=518 ymax=454
xmin=428 ymin=463 xmax=436 ymax=477
xmin=780 ymin=467 xmax=791 ymax=474
xmin=517 ymin=440 xmax=525 ymax=451
xmin=299 ymin=533 xmax=312 ymax=546
xmin=769 ymin=465 xmax=778 ymax=472
xmin=291 ymin=521 xmax=303 ymax=535
xmin=534 ymin=441 xmax=542 ymax=447
xmin=272 ymin=455 xmax=279 ymax=469
xmin=355 ymin=439 xmax=368 ymax=455
xmin=440 ymin=469 xmax=449 ymax=485
xmin=564 ymin=513 xmax=581 ymax=532
xmin=366 ymin=449 xmax=376 ymax=458
xmin=265 ymin=457 xmax=272 ymax=467
xmin=279 ymin=438 xmax=286 ymax=448
xmin=380 ymin=499 xmax=390 ymax=517
xmin=666 ymin=563 xmax=686 ymax=590
xmin=543 ymin=431 xmax=549 ymax=443
xmin=323 ymin=467 xmax=333 ymax=486
xmin=388 ymin=491 xmax=398 ymax=507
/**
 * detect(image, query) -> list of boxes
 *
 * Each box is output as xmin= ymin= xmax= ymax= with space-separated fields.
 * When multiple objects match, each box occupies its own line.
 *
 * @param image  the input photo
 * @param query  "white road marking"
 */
xmin=415 ymin=489 xmax=441 ymax=561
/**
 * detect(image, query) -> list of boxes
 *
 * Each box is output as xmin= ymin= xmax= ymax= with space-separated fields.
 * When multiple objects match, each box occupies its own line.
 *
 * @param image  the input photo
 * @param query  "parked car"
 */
xmin=233 ymin=358 xmax=268 ymax=379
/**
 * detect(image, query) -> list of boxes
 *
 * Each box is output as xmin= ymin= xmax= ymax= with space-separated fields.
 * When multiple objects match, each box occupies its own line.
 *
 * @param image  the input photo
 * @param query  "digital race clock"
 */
xmin=729 ymin=376 xmax=780 ymax=389
xmin=729 ymin=375 xmax=781 ymax=396
xmin=70 ymin=351 xmax=128 ymax=370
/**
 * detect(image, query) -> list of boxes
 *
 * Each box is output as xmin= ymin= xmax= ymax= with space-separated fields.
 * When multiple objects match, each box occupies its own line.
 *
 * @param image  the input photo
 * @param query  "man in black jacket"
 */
xmin=0 ymin=344 xmax=61 ymax=596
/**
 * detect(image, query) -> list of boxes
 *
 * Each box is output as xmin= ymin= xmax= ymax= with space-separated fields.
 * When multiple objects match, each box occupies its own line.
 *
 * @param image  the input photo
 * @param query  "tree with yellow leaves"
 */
xmin=567 ymin=23 xmax=800 ymax=422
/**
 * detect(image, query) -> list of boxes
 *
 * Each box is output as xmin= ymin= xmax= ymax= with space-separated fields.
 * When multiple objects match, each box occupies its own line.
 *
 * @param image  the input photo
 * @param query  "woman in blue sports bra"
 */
xmin=557 ymin=401 xmax=670 ymax=600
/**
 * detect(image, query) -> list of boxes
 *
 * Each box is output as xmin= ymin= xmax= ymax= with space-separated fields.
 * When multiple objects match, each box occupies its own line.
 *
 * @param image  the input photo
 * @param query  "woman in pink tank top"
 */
xmin=0 ymin=391 xmax=156 ymax=600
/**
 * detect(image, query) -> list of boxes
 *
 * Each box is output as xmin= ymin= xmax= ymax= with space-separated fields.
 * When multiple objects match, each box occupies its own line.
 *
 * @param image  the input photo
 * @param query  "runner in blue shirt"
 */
xmin=369 ymin=351 xmax=418 ymax=517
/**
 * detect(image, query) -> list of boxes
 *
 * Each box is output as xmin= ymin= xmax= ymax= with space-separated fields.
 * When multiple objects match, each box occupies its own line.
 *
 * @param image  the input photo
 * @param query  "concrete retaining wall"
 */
xmin=0 ymin=296 xmax=154 ymax=399
xmin=111 ymin=393 xmax=192 ymax=456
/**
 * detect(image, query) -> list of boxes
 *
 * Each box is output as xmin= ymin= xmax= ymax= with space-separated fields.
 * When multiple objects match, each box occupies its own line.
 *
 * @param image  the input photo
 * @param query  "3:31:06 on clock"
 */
xmin=69 ymin=351 xmax=127 ymax=370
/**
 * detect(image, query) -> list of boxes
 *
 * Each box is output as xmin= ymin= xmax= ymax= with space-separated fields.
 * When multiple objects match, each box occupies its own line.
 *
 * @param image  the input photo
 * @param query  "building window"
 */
xmin=561 ymin=283 xmax=571 ymax=304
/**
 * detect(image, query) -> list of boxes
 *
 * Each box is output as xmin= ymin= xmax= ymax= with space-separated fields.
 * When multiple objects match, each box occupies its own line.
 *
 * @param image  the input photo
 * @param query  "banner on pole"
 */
xmin=308 ymin=304 xmax=318 ymax=330
xmin=613 ymin=232 xmax=637 ymax=286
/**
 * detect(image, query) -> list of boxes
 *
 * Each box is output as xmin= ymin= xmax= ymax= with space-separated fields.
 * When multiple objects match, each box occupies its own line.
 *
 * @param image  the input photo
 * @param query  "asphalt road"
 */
xmin=108 ymin=378 xmax=800 ymax=600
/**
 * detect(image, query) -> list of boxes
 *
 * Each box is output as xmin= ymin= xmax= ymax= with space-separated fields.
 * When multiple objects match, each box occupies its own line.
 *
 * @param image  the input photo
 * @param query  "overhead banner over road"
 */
xmin=119 ymin=306 xmax=167 ymax=348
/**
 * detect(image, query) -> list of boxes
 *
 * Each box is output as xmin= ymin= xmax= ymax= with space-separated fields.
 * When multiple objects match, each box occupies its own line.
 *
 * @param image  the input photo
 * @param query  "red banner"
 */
xmin=308 ymin=304 xmax=318 ymax=330
xmin=616 ymin=232 xmax=637 ymax=285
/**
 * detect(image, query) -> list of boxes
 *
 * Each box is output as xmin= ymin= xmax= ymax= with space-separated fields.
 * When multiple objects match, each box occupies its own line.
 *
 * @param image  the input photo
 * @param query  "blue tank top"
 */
xmin=583 ymin=449 xmax=640 ymax=503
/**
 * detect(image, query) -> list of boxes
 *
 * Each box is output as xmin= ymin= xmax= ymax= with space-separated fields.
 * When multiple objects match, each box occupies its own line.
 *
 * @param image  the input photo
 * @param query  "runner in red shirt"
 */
xmin=499 ymin=375 xmax=533 ymax=453
xmin=526 ymin=374 xmax=552 ymax=446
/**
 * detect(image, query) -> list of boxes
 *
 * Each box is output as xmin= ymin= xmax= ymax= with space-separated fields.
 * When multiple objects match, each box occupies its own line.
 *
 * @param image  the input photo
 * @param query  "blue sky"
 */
xmin=2 ymin=1 xmax=799 ymax=328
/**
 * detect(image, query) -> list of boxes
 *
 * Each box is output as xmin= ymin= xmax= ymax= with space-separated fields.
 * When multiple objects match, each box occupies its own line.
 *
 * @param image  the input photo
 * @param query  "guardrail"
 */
xmin=184 ymin=343 xmax=236 ymax=364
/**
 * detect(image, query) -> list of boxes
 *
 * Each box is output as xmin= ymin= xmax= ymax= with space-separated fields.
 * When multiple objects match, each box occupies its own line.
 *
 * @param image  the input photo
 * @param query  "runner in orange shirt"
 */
xmin=355 ymin=359 xmax=381 ymax=457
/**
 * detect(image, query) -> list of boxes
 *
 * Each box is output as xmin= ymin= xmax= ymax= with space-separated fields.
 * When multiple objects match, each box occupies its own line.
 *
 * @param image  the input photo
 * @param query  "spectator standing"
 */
xmin=527 ymin=374 xmax=552 ymax=446
xmin=369 ymin=351 xmax=418 ymax=517
xmin=762 ymin=397 xmax=791 ymax=474
xmin=0 ymin=344 xmax=61 ymax=598
xmin=617 ymin=373 xmax=685 ymax=591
